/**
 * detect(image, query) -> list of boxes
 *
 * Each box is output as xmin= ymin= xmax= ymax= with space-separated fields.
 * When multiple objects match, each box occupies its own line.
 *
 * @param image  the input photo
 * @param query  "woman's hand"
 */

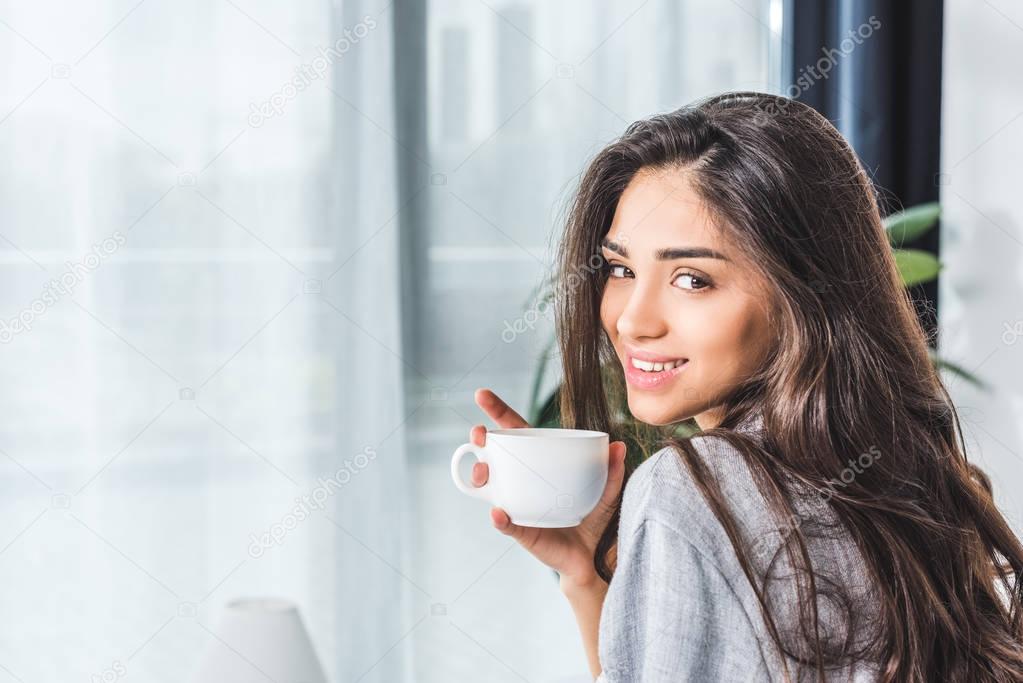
xmin=470 ymin=388 xmax=627 ymax=591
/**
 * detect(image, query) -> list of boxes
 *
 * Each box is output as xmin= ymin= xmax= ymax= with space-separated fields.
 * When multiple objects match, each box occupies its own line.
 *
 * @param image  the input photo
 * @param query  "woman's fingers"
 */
xmin=471 ymin=461 xmax=489 ymax=487
xmin=470 ymin=424 xmax=487 ymax=447
xmin=490 ymin=507 xmax=540 ymax=549
xmin=595 ymin=441 xmax=628 ymax=517
xmin=475 ymin=388 xmax=529 ymax=429
xmin=468 ymin=424 xmax=489 ymax=487
xmin=490 ymin=507 xmax=512 ymax=529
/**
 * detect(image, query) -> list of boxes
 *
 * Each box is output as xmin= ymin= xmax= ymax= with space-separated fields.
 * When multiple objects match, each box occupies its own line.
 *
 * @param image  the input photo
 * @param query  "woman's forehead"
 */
xmin=607 ymin=174 xmax=723 ymax=253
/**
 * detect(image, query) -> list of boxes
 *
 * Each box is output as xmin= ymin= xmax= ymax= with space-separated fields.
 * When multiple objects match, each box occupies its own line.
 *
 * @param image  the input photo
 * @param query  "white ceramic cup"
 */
xmin=450 ymin=428 xmax=609 ymax=528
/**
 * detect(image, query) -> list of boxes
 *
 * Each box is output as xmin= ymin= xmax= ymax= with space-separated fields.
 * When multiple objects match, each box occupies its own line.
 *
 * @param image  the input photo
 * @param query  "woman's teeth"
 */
xmin=630 ymin=357 xmax=686 ymax=372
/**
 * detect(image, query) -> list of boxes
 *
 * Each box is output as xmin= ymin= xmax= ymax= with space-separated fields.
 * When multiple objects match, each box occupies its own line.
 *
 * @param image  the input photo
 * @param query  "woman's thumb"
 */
xmin=596 ymin=441 xmax=627 ymax=512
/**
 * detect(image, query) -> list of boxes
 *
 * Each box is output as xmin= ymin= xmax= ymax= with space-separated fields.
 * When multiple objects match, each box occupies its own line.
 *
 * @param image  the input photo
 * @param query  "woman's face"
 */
xmin=599 ymin=167 xmax=774 ymax=429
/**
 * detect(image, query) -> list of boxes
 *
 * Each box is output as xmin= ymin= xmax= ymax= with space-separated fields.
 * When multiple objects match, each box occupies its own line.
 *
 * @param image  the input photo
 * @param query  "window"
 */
xmin=0 ymin=1 xmax=780 ymax=680
xmin=408 ymin=1 xmax=782 ymax=679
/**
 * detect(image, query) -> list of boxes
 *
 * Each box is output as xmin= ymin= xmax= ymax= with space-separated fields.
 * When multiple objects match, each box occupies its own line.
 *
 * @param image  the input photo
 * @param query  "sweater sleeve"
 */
xmin=597 ymin=518 xmax=773 ymax=682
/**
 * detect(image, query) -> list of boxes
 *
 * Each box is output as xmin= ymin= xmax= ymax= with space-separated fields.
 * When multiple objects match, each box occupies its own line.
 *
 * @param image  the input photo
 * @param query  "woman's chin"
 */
xmin=626 ymin=396 xmax=687 ymax=427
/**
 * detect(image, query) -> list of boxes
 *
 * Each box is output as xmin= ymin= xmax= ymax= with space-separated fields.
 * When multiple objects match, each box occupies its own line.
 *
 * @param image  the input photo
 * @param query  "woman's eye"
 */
xmin=608 ymin=264 xmax=633 ymax=279
xmin=673 ymin=272 xmax=710 ymax=291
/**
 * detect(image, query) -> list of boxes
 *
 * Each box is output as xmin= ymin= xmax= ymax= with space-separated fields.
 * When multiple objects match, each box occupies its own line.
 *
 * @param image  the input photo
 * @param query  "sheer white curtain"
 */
xmin=0 ymin=1 xmax=410 ymax=681
xmin=0 ymin=0 xmax=780 ymax=680
xmin=939 ymin=0 xmax=1023 ymax=537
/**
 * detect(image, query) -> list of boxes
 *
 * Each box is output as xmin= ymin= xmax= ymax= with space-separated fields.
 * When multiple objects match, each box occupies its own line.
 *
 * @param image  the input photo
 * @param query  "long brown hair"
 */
xmin=554 ymin=92 xmax=1023 ymax=681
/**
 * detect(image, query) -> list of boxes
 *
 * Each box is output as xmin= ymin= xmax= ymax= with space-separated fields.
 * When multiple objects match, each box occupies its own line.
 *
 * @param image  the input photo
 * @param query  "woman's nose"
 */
xmin=615 ymin=284 xmax=669 ymax=340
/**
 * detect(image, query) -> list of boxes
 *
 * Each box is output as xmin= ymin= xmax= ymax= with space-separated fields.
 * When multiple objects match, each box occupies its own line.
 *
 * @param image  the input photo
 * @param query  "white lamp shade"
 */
xmin=193 ymin=598 xmax=328 ymax=683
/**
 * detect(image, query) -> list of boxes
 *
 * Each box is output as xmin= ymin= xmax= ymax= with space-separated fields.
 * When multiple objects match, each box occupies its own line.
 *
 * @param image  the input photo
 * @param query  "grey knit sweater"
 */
xmin=596 ymin=415 xmax=882 ymax=682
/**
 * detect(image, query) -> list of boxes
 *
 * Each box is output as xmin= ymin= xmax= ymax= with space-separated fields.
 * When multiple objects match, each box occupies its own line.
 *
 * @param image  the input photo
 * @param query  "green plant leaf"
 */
xmin=885 ymin=202 xmax=941 ymax=247
xmin=928 ymin=348 xmax=989 ymax=391
xmin=528 ymin=337 xmax=557 ymax=425
xmin=533 ymin=385 xmax=562 ymax=428
xmin=893 ymin=248 xmax=942 ymax=286
xmin=520 ymin=279 xmax=553 ymax=313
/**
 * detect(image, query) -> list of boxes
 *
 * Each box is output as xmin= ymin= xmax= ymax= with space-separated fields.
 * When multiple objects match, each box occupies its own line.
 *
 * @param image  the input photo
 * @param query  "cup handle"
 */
xmin=451 ymin=443 xmax=491 ymax=500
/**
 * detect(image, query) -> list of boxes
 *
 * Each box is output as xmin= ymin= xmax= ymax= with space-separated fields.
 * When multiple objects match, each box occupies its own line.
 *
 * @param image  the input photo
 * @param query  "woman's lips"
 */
xmin=624 ymin=355 xmax=689 ymax=390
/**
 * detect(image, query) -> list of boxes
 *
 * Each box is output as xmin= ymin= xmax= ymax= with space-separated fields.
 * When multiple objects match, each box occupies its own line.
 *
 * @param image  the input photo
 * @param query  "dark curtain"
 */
xmin=786 ymin=0 xmax=944 ymax=343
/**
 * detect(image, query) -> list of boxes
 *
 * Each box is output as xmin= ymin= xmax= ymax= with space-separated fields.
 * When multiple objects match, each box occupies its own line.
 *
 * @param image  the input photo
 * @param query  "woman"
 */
xmin=467 ymin=92 xmax=1023 ymax=681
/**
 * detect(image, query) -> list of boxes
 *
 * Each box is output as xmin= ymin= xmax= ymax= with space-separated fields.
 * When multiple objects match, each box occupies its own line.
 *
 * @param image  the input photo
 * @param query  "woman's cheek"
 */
xmin=600 ymin=290 xmax=623 ymax=338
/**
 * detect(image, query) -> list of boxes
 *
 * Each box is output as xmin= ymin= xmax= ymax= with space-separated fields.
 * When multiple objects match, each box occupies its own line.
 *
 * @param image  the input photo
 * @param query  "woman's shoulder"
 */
xmin=617 ymin=424 xmax=882 ymax=658
xmin=618 ymin=418 xmax=867 ymax=586
xmin=620 ymin=432 xmax=777 ymax=561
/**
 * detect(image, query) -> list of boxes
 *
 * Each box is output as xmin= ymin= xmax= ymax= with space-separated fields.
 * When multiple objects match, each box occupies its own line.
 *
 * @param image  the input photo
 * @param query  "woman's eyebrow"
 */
xmin=601 ymin=237 xmax=629 ymax=256
xmin=655 ymin=246 xmax=729 ymax=261
xmin=600 ymin=237 xmax=728 ymax=262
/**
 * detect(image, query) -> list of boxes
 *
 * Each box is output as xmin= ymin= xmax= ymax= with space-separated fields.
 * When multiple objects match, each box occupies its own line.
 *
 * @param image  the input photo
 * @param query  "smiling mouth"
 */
xmin=623 ymin=354 xmax=689 ymax=390
xmin=629 ymin=357 xmax=687 ymax=373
